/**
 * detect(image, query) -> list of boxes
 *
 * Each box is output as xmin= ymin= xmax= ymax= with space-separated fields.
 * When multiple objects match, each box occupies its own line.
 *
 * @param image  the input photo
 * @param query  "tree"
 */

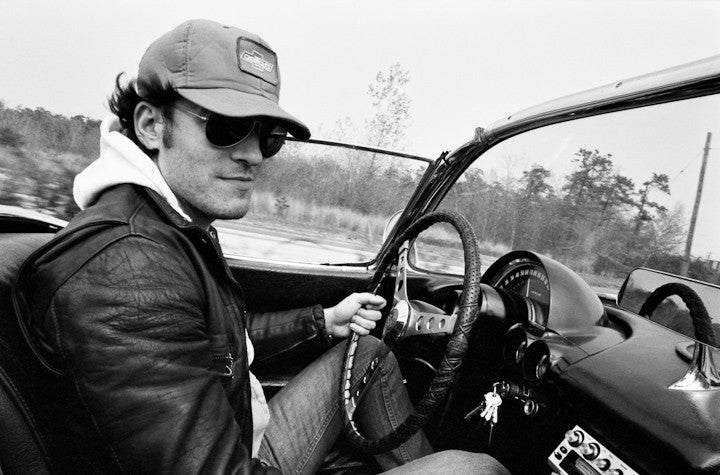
xmin=511 ymin=164 xmax=553 ymax=249
xmin=352 ymin=63 xmax=412 ymax=214
xmin=633 ymin=172 xmax=670 ymax=234
xmin=598 ymin=174 xmax=635 ymax=220
xmin=365 ymin=62 xmax=410 ymax=149
xmin=563 ymin=148 xmax=615 ymax=208
xmin=0 ymin=126 xmax=24 ymax=148
xmin=519 ymin=165 xmax=553 ymax=202
xmin=639 ymin=205 xmax=686 ymax=265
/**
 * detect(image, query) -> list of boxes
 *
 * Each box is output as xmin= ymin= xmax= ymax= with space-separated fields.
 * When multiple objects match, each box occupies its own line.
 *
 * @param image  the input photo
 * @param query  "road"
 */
xmin=216 ymin=223 xmax=377 ymax=264
xmin=215 ymin=221 xmax=495 ymax=274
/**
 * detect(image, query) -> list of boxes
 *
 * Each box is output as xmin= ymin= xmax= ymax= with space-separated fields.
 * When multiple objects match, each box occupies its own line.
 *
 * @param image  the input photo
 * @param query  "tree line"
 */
xmin=0 ymin=102 xmax=98 ymax=217
xmin=443 ymin=148 xmax=718 ymax=282
xmin=0 ymin=101 xmax=100 ymax=157
xmin=1 ymin=71 xmax=716 ymax=284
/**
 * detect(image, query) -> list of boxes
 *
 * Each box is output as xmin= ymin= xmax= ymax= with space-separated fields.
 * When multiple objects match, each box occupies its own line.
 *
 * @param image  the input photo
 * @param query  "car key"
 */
xmin=479 ymin=387 xmax=502 ymax=447
xmin=464 ymin=400 xmax=486 ymax=420
xmin=479 ymin=390 xmax=502 ymax=422
xmin=465 ymin=385 xmax=503 ymax=421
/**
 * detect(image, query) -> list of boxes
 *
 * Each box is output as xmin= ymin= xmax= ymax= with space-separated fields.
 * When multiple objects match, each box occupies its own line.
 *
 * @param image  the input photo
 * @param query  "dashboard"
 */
xmin=419 ymin=250 xmax=720 ymax=475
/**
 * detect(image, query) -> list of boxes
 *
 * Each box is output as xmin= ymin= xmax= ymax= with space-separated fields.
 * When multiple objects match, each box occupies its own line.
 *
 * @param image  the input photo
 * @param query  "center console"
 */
xmin=548 ymin=425 xmax=638 ymax=475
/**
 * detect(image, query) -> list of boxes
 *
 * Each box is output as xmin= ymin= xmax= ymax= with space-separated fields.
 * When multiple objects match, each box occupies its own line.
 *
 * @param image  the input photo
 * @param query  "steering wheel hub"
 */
xmin=383 ymin=300 xmax=409 ymax=345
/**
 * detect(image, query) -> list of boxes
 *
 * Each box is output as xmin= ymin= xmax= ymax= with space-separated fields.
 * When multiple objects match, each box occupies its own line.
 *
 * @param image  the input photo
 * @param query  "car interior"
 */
xmin=2 ymin=54 xmax=720 ymax=475
xmin=2 ymin=216 xmax=720 ymax=474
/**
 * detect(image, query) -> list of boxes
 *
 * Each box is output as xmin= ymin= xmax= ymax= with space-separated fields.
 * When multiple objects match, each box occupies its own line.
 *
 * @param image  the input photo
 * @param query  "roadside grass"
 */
xmin=240 ymin=193 xmax=624 ymax=293
xmin=248 ymin=190 xmax=388 ymax=246
xmin=233 ymin=190 xmax=515 ymax=272
xmin=0 ymin=145 xmax=88 ymax=218
xmin=247 ymin=190 xmax=513 ymax=258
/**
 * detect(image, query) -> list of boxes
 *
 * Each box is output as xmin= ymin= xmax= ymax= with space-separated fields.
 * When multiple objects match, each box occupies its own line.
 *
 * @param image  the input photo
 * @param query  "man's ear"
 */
xmin=134 ymin=101 xmax=165 ymax=152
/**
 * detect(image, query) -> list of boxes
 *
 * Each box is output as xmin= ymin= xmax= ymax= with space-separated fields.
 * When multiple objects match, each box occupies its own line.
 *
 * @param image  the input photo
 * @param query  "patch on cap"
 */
xmin=237 ymin=37 xmax=279 ymax=86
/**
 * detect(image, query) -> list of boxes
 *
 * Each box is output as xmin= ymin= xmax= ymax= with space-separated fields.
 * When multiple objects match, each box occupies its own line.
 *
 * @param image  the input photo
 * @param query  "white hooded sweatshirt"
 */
xmin=73 ymin=116 xmax=269 ymax=457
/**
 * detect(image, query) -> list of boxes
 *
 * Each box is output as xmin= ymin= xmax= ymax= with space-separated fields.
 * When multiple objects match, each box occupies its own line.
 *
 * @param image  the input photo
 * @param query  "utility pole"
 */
xmin=681 ymin=132 xmax=712 ymax=276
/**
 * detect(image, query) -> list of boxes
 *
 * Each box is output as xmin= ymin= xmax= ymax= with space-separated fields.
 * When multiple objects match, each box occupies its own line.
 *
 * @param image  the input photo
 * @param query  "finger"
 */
xmin=351 ymin=315 xmax=377 ymax=331
xmin=349 ymin=322 xmax=371 ymax=336
xmin=363 ymin=303 xmax=385 ymax=311
xmin=356 ymin=308 xmax=382 ymax=321
xmin=354 ymin=292 xmax=387 ymax=309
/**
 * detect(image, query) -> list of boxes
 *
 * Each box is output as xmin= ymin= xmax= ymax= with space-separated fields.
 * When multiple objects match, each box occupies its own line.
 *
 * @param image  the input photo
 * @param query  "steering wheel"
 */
xmin=639 ymin=282 xmax=716 ymax=346
xmin=340 ymin=210 xmax=482 ymax=453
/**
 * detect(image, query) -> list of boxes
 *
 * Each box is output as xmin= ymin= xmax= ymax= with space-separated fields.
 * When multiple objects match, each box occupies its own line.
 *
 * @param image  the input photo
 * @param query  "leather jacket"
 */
xmin=13 ymin=184 xmax=331 ymax=474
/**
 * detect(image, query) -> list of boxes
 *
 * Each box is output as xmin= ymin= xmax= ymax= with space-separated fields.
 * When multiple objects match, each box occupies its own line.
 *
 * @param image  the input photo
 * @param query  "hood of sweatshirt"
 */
xmin=73 ymin=116 xmax=191 ymax=221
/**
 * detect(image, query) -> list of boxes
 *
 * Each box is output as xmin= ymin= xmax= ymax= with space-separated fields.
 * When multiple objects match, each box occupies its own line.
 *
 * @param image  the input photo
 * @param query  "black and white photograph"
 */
xmin=1 ymin=1 xmax=719 ymax=473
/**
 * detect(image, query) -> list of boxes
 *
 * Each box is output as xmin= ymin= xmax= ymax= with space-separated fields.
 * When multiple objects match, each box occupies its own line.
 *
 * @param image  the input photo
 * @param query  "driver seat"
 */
xmin=0 ymin=232 xmax=59 ymax=474
xmin=0 ymin=232 xmax=377 ymax=474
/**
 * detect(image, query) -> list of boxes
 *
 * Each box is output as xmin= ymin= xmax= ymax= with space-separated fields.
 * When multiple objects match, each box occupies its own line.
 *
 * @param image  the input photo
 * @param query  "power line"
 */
xmin=672 ymin=150 xmax=703 ymax=180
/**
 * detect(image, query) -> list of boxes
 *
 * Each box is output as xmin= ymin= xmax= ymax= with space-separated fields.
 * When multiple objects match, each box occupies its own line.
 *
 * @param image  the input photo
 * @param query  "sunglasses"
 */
xmin=174 ymin=105 xmax=286 ymax=158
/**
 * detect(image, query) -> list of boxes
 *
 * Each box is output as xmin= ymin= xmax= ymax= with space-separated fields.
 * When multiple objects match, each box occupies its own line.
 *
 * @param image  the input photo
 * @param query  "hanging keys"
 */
xmin=479 ymin=389 xmax=502 ymax=423
xmin=479 ymin=385 xmax=503 ymax=447
xmin=464 ymin=385 xmax=504 ymax=422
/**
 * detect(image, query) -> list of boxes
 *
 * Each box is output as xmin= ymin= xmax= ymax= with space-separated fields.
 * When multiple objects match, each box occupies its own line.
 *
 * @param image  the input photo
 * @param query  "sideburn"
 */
xmin=162 ymin=121 xmax=174 ymax=149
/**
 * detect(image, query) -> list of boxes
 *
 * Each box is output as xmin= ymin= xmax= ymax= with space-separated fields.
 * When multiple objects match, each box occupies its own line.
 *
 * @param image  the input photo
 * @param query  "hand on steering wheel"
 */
xmin=324 ymin=293 xmax=386 ymax=338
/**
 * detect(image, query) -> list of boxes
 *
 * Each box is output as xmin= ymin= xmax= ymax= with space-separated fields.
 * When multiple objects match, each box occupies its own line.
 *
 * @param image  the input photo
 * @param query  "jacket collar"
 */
xmin=143 ymin=187 xmax=221 ymax=239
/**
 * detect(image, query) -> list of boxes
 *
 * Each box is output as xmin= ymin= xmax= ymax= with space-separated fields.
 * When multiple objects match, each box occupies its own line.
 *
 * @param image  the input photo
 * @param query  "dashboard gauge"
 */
xmin=491 ymin=259 xmax=551 ymax=317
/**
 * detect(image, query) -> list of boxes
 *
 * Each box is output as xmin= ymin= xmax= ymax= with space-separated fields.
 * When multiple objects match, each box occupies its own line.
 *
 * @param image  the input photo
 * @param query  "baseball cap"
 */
xmin=137 ymin=19 xmax=310 ymax=140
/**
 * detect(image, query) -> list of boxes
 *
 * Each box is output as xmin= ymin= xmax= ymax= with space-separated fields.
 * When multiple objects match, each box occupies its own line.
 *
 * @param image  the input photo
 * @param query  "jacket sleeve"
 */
xmin=246 ymin=305 xmax=332 ymax=363
xmin=45 ymin=235 xmax=279 ymax=474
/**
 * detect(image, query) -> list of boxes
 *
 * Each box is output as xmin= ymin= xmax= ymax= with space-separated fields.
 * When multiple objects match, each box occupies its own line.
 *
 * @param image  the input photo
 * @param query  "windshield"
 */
xmin=433 ymin=94 xmax=720 ymax=293
xmin=215 ymin=140 xmax=430 ymax=263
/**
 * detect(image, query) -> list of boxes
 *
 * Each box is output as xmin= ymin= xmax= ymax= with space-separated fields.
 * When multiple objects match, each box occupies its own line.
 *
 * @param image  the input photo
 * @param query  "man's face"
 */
xmin=155 ymin=101 xmax=264 ymax=228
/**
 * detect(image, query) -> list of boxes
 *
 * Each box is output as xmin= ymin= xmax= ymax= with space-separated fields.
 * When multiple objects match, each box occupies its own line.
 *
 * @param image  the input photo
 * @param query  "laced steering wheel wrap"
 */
xmin=340 ymin=210 xmax=482 ymax=453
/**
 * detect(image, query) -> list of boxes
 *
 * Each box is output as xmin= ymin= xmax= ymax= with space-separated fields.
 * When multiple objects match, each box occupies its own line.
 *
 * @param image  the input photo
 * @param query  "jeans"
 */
xmin=258 ymin=336 xmax=509 ymax=475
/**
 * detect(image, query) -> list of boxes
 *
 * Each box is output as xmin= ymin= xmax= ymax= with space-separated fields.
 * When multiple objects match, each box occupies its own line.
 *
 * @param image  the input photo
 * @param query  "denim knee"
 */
xmin=382 ymin=450 xmax=510 ymax=474
xmin=356 ymin=335 xmax=398 ymax=376
xmin=431 ymin=450 xmax=510 ymax=474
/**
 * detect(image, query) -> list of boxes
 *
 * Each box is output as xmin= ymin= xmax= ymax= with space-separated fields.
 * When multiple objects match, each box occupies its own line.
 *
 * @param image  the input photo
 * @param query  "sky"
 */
xmin=2 ymin=0 xmax=719 ymax=155
xmin=1 ymin=0 xmax=719 ymax=256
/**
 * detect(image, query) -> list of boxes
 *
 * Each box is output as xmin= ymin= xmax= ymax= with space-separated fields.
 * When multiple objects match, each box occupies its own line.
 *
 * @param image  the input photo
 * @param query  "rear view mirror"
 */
xmin=618 ymin=268 xmax=720 ymax=348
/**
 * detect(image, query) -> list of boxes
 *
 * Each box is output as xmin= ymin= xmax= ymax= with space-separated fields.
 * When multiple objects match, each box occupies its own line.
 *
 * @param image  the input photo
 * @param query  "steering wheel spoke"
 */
xmin=384 ymin=298 xmax=457 ymax=343
xmin=393 ymin=240 xmax=412 ymax=303
xmin=407 ymin=300 xmax=457 ymax=336
xmin=384 ymin=240 xmax=457 ymax=343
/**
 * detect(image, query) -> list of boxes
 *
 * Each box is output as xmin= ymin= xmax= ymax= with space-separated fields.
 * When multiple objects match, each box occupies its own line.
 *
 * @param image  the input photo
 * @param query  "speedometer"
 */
xmin=491 ymin=259 xmax=551 ymax=313
xmin=483 ymin=251 xmax=606 ymax=332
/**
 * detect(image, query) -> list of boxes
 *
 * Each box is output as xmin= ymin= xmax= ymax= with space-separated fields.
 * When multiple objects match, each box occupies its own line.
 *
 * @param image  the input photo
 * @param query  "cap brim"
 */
xmin=177 ymin=88 xmax=311 ymax=140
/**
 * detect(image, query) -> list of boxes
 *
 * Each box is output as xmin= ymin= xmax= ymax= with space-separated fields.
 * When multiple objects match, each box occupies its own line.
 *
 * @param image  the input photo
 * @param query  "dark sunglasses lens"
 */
xmin=205 ymin=115 xmax=256 ymax=147
xmin=260 ymin=125 xmax=287 ymax=158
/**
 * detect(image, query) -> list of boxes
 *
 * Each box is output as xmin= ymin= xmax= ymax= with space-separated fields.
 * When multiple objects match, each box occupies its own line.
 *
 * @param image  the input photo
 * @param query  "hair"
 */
xmin=107 ymin=73 xmax=180 ymax=155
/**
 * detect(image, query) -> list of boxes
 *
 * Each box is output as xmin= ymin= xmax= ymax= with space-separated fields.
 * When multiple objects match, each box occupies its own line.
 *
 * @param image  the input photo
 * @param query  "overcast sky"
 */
xmin=2 ymin=0 xmax=719 ymax=257
xmin=2 ymin=0 xmax=719 ymax=154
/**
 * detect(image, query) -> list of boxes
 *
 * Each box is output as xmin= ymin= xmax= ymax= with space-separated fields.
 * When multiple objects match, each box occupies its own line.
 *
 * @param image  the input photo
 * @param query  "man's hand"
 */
xmin=324 ymin=293 xmax=387 ymax=338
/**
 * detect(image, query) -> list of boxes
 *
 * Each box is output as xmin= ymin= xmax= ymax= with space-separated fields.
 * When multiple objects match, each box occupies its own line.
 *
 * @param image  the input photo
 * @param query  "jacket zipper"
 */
xmin=213 ymin=351 xmax=234 ymax=378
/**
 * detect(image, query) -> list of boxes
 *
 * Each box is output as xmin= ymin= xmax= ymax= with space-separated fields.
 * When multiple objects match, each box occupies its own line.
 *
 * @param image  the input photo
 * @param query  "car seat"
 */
xmin=0 ymin=232 xmax=56 ymax=474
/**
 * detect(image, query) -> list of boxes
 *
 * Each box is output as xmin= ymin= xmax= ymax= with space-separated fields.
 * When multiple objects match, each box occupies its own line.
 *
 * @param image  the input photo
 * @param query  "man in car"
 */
xmin=14 ymin=19 xmax=509 ymax=474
